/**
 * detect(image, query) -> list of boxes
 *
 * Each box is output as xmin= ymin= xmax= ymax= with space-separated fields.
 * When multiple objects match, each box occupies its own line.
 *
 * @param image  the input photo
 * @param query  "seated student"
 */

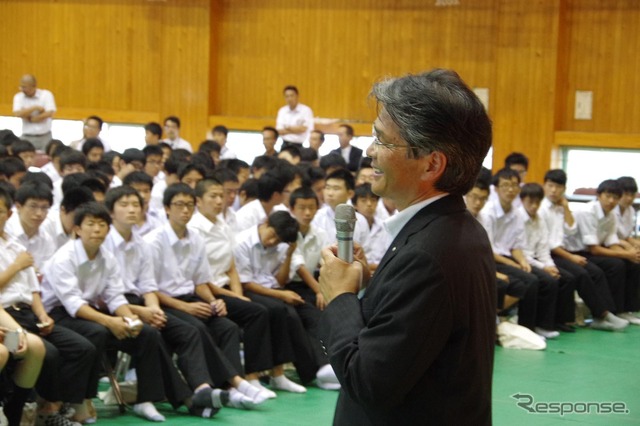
xmin=234 ymin=211 xmax=324 ymax=392
xmin=178 ymin=163 xmax=206 ymax=190
xmin=144 ymin=122 xmax=162 ymax=146
xmin=142 ymin=145 xmax=165 ymax=185
xmin=20 ymin=171 xmax=53 ymax=191
xmin=278 ymin=145 xmax=302 ymax=165
xmin=318 ymin=153 xmax=347 ymax=177
xmin=111 ymin=148 xmax=145 ymax=188
xmin=0 ymin=157 xmax=28 ymax=189
xmin=198 ymin=140 xmax=222 ymax=165
xmin=311 ymin=168 xmax=369 ymax=246
xmin=11 ymin=139 xmax=36 ymax=169
xmin=81 ymin=176 xmax=107 ymax=204
xmin=479 ymin=168 xmax=559 ymax=339
xmin=189 ymin=178 xmax=288 ymax=397
xmin=236 ymin=169 xmax=292 ymax=232
xmin=251 ymin=155 xmax=279 ymax=179
xmin=5 ymin=182 xmax=56 ymax=272
xmin=219 ymin=159 xmax=250 ymax=212
xmin=123 ymin=171 xmax=165 ymax=236
xmin=539 ymin=169 xmax=627 ymax=331
xmin=81 ymin=138 xmax=104 ymax=164
xmin=103 ymin=186 xmax=258 ymax=414
xmin=518 ymin=183 xmax=577 ymax=332
xmin=355 ymin=159 xmax=374 ymax=186
xmin=302 ymin=166 xmax=326 ymax=207
xmin=614 ymin=176 xmax=640 ymax=248
xmin=238 ymin=178 xmax=258 ymax=208
xmin=41 ymin=202 xmax=168 ymax=422
xmin=488 ymin=152 xmax=529 ymax=209
xmin=465 ymin=176 xmax=519 ymax=314
xmin=211 ymin=125 xmax=237 ymax=161
xmin=42 ymin=187 xmax=95 ymax=250
xmin=212 ymin=168 xmax=240 ymax=232
xmin=566 ymin=179 xmax=640 ymax=326
xmin=41 ymin=143 xmax=67 ymax=184
xmin=52 ymin=150 xmax=87 ymax=208
xmin=0 ymin=306 xmax=45 ymax=426
xmin=144 ymin=184 xmax=271 ymax=402
xmin=352 ymin=183 xmax=390 ymax=272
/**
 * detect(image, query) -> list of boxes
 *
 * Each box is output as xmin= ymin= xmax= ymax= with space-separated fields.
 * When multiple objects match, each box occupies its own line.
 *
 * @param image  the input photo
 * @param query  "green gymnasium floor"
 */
xmin=92 ymin=325 xmax=640 ymax=425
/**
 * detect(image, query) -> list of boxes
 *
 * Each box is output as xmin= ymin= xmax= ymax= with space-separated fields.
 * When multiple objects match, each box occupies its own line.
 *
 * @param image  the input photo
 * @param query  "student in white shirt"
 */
xmin=51 ymin=151 xmax=87 ymax=209
xmin=539 ymin=169 xmax=628 ymax=331
xmin=162 ymin=116 xmax=192 ymax=153
xmin=614 ymin=176 xmax=640 ymax=247
xmin=211 ymin=125 xmax=238 ymax=160
xmin=41 ymin=202 xmax=169 ymax=422
xmin=234 ymin=211 xmax=324 ymax=393
xmin=42 ymin=187 xmax=95 ymax=250
xmin=144 ymin=184 xmax=272 ymax=402
xmin=122 ymin=171 xmax=165 ymax=236
xmin=352 ymin=183 xmax=391 ymax=273
xmin=235 ymin=169 xmax=292 ymax=232
xmin=212 ymin=168 xmax=240 ymax=232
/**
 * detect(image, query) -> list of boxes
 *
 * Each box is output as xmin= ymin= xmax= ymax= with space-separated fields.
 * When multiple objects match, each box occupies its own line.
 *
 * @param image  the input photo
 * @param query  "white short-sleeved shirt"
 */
xmin=478 ymin=200 xmax=525 ymax=256
xmin=218 ymin=208 xmax=238 ymax=235
xmin=41 ymin=208 xmax=71 ymax=250
xmin=291 ymin=225 xmax=329 ymax=282
xmin=133 ymin=210 xmax=165 ymax=237
xmin=41 ymin=239 xmax=129 ymax=316
xmin=362 ymin=217 xmax=391 ymax=266
xmin=275 ymin=103 xmax=314 ymax=144
xmin=162 ymin=137 xmax=193 ymax=153
xmin=0 ymin=233 xmax=39 ymax=307
xmin=517 ymin=207 xmax=555 ymax=269
xmin=235 ymin=199 xmax=267 ymax=233
xmin=41 ymin=162 xmax=61 ymax=184
xmin=5 ymin=213 xmax=56 ymax=272
xmin=614 ymin=205 xmax=636 ymax=240
xmin=103 ymin=227 xmax=158 ymax=296
xmin=144 ymin=223 xmax=213 ymax=297
xmin=570 ymin=201 xmax=620 ymax=251
xmin=220 ymin=145 xmax=237 ymax=160
xmin=188 ymin=211 xmax=235 ymax=288
xmin=311 ymin=204 xmax=370 ymax=247
xmin=234 ymin=226 xmax=287 ymax=289
xmin=13 ymin=88 xmax=56 ymax=135
xmin=150 ymin=180 xmax=167 ymax=212
xmin=538 ymin=198 xmax=578 ymax=251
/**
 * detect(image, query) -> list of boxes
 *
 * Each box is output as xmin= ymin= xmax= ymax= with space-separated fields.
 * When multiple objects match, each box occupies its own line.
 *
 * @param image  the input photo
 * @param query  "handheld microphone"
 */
xmin=335 ymin=204 xmax=356 ymax=263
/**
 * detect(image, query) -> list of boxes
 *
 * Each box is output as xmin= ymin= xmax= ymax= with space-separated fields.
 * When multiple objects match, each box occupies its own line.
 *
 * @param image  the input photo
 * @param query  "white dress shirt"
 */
xmin=41 ymin=239 xmax=129 ymax=316
xmin=13 ymin=88 xmax=56 ymax=135
xmin=0 ymin=233 xmax=39 ymax=308
xmin=567 ymin=200 xmax=620 ymax=252
xmin=538 ymin=197 xmax=578 ymax=251
xmin=218 ymin=208 xmax=238 ymax=235
xmin=517 ymin=207 xmax=555 ymax=269
xmin=162 ymin=137 xmax=193 ymax=153
xmin=363 ymin=217 xmax=391 ymax=265
xmin=614 ymin=205 xmax=636 ymax=240
xmin=41 ymin=208 xmax=71 ymax=250
xmin=188 ymin=211 xmax=235 ymax=288
xmin=291 ymin=225 xmax=329 ymax=282
xmin=41 ymin=162 xmax=61 ymax=184
xmin=143 ymin=223 xmax=212 ymax=297
xmin=234 ymin=226 xmax=288 ymax=289
xmin=275 ymin=103 xmax=314 ymax=144
xmin=311 ymin=204 xmax=370 ymax=246
xmin=220 ymin=145 xmax=237 ymax=160
xmin=478 ymin=200 xmax=525 ymax=256
xmin=133 ymin=210 xmax=165 ymax=237
xmin=235 ymin=199 xmax=267 ymax=233
xmin=5 ymin=213 xmax=56 ymax=271
xmin=103 ymin=227 xmax=158 ymax=296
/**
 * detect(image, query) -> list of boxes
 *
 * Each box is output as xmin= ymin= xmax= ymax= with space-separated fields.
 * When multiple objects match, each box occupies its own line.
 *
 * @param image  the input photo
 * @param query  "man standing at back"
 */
xmin=331 ymin=124 xmax=362 ymax=173
xmin=13 ymin=74 xmax=56 ymax=151
xmin=276 ymin=86 xmax=313 ymax=149
xmin=319 ymin=69 xmax=495 ymax=425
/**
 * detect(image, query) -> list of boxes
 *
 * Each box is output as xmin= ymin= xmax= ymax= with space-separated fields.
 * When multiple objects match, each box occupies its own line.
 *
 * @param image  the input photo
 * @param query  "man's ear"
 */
xmin=421 ymin=151 xmax=447 ymax=181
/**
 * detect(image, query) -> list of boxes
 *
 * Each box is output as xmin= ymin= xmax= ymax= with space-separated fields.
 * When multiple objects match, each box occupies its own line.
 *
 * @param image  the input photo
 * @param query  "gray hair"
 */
xmin=371 ymin=69 xmax=492 ymax=195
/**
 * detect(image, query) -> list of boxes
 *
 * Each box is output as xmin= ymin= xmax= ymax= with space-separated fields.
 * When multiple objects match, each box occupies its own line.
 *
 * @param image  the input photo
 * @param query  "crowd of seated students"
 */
xmin=1 ymin=121 xmax=639 ymax=424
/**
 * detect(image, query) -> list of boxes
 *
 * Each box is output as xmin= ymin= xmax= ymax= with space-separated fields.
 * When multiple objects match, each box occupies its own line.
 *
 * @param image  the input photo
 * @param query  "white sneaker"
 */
xmin=618 ymin=312 xmax=640 ymax=325
xmin=535 ymin=327 xmax=560 ymax=339
xmin=591 ymin=317 xmax=626 ymax=332
xmin=316 ymin=364 xmax=340 ymax=390
xmin=605 ymin=312 xmax=630 ymax=328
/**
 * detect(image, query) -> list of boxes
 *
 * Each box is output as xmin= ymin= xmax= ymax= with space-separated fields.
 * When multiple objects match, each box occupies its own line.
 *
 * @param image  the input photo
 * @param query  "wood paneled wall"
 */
xmin=2 ymin=0 xmax=640 ymax=179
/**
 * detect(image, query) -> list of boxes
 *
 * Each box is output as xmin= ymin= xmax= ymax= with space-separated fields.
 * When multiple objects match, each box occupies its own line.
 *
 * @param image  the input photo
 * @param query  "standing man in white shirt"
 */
xmin=162 ymin=116 xmax=193 ymax=153
xmin=13 ymin=74 xmax=56 ymax=151
xmin=276 ymin=85 xmax=314 ymax=149
xmin=211 ymin=125 xmax=237 ymax=160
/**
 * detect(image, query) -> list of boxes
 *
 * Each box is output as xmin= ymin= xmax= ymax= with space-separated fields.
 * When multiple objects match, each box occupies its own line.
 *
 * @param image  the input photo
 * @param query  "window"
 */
xmin=562 ymin=147 xmax=640 ymax=195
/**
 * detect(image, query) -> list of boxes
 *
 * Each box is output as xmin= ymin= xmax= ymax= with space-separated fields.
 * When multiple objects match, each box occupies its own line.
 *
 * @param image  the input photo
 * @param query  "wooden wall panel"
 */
xmin=212 ymin=0 xmax=497 ymax=125
xmin=558 ymin=0 xmax=640 ymax=133
xmin=0 ymin=0 xmax=209 ymax=146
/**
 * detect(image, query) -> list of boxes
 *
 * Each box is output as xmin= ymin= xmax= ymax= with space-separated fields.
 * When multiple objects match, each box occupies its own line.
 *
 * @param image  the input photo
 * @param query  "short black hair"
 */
xmin=144 ymin=122 xmax=162 ymax=137
xmin=61 ymin=172 xmax=90 ymax=196
xmin=20 ymin=171 xmax=53 ymax=190
xmin=352 ymin=183 xmax=379 ymax=204
xmin=123 ymin=171 xmax=153 ymax=189
xmin=86 ymin=160 xmax=115 ymax=178
xmin=59 ymin=150 xmax=87 ymax=171
xmin=220 ymin=159 xmax=250 ymax=176
xmin=105 ymin=186 xmax=143 ymax=213
xmin=492 ymin=168 xmax=521 ymax=186
xmin=0 ymin=186 xmax=13 ymax=210
xmin=597 ymin=179 xmax=622 ymax=197
xmin=299 ymin=148 xmax=318 ymax=163
xmin=51 ymin=144 xmax=70 ymax=160
xmin=195 ymin=178 xmax=223 ymax=198
xmin=60 ymin=187 xmax=95 ymax=213
xmin=86 ymin=116 xmax=104 ymax=129
xmin=212 ymin=168 xmax=239 ymax=184
xmin=239 ymin=178 xmax=259 ymax=200
xmin=82 ymin=177 xmax=107 ymax=196
xmin=198 ymin=140 xmax=222 ymax=155
xmin=191 ymin=151 xmax=216 ymax=172
xmin=267 ymin=210 xmax=299 ymax=243
xmin=0 ymin=157 xmax=27 ymax=178
xmin=14 ymin=181 xmax=52 ymax=206
xmin=290 ymin=186 xmax=318 ymax=209
xmin=252 ymin=155 xmax=279 ymax=173
xmin=121 ymin=148 xmax=145 ymax=166
xmin=302 ymin=166 xmax=325 ymax=187
xmin=45 ymin=139 xmax=64 ymax=157
xmin=11 ymin=139 xmax=35 ymax=156
xmin=475 ymin=167 xmax=492 ymax=189
xmin=279 ymin=145 xmax=301 ymax=160
xmin=283 ymin=85 xmax=299 ymax=95
xmin=81 ymin=138 xmax=104 ymax=156
xmin=544 ymin=169 xmax=567 ymax=186
xmin=519 ymin=183 xmax=544 ymax=201
xmin=163 ymin=183 xmax=195 ymax=207
xmin=164 ymin=116 xmax=181 ymax=128
xmin=257 ymin=170 xmax=288 ymax=201
xmin=326 ymin=168 xmax=355 ymax=191
xmin=262 ymin=126 xmax=279 ymax=139
xmin=142 ymin=144 xmax=163 ymax=158
xmin=212 ymin=125 xmax=228 ymax=136
xmin=504 ymin=152 xmax=529 ymax=170
xmin=74 ymin=201 xmax=111 ymax=227
xmin=178 ymin=162 xmax=206 ymax=181
xmin=319 ymin=153 xmax=347 ymax=172
xmin=339 ymin=124 xmax=354 ymax=137
xmin=617 ymin=176 xmax=638 ymax=194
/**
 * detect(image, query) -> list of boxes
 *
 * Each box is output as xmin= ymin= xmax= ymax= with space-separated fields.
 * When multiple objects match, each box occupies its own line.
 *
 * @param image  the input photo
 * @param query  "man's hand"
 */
xmin=107 ymin=317 xmax=133 ymax=340
xmin=315 ymin=292 xmax=327 ymax=310
xmin=543 ymin=266 xmax=561 ymax=279
xmin=14 ymin=252 xmax=34 ymax=271
xmin=183 ymin=302 xmax=214 ymax=319
xmin=570 ymin=254 xmax=588 ymax=266
xmin=138 ymin=307 xmax=167 ymax=329
xmin=519 ymin=260 xmax=532 ymax=273
xmin=319 ymin=246 xmax=363 ymax=303
xmin=211 ymin=299 xmax=227 ymax=317
xmin=278 ymin=290 xmax=304 ymax=305
xmin=37 ymin=314 xmax=55 ymax=336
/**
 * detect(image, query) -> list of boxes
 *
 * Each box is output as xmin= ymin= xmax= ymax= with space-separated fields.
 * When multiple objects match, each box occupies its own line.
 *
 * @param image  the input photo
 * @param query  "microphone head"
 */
xmin=335 ymin=203 xmax=356 ymax=232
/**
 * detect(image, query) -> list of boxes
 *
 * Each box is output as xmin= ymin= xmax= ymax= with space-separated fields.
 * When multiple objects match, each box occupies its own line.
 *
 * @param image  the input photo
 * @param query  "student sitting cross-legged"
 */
xmin=41 ymin=202 xmax=168 ymax=422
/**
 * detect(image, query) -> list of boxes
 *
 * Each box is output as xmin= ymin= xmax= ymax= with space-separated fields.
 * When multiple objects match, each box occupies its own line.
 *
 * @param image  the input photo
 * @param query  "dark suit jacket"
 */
xmin=320 ymin=194 xmax=496 ymax=425
xmin=331 ymin=146 xmax=363 ymax=173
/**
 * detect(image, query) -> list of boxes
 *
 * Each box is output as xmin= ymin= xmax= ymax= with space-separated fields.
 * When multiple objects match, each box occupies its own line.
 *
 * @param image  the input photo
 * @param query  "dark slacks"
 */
xmin=50 ymin=307 xmax=166 ymax=403
xmin=7 ymin=306 xmax=95 ymax=403
xmin=287 ymin=281 xmax=329 ymax=365
xmin=581 ymin=254 xmax=627 ymax=313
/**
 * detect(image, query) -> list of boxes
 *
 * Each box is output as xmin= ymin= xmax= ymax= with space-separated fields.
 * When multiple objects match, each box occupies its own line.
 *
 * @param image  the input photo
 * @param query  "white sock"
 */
xmin=133 ymin=402 xmax=165 ymax=422
xmin=270 ymin=375 xmax=307 ymax=393
xmin=247 ymin=379 xmax=277 ymax=399
xmin=226 ymin=388 xmax=257 ymax=410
